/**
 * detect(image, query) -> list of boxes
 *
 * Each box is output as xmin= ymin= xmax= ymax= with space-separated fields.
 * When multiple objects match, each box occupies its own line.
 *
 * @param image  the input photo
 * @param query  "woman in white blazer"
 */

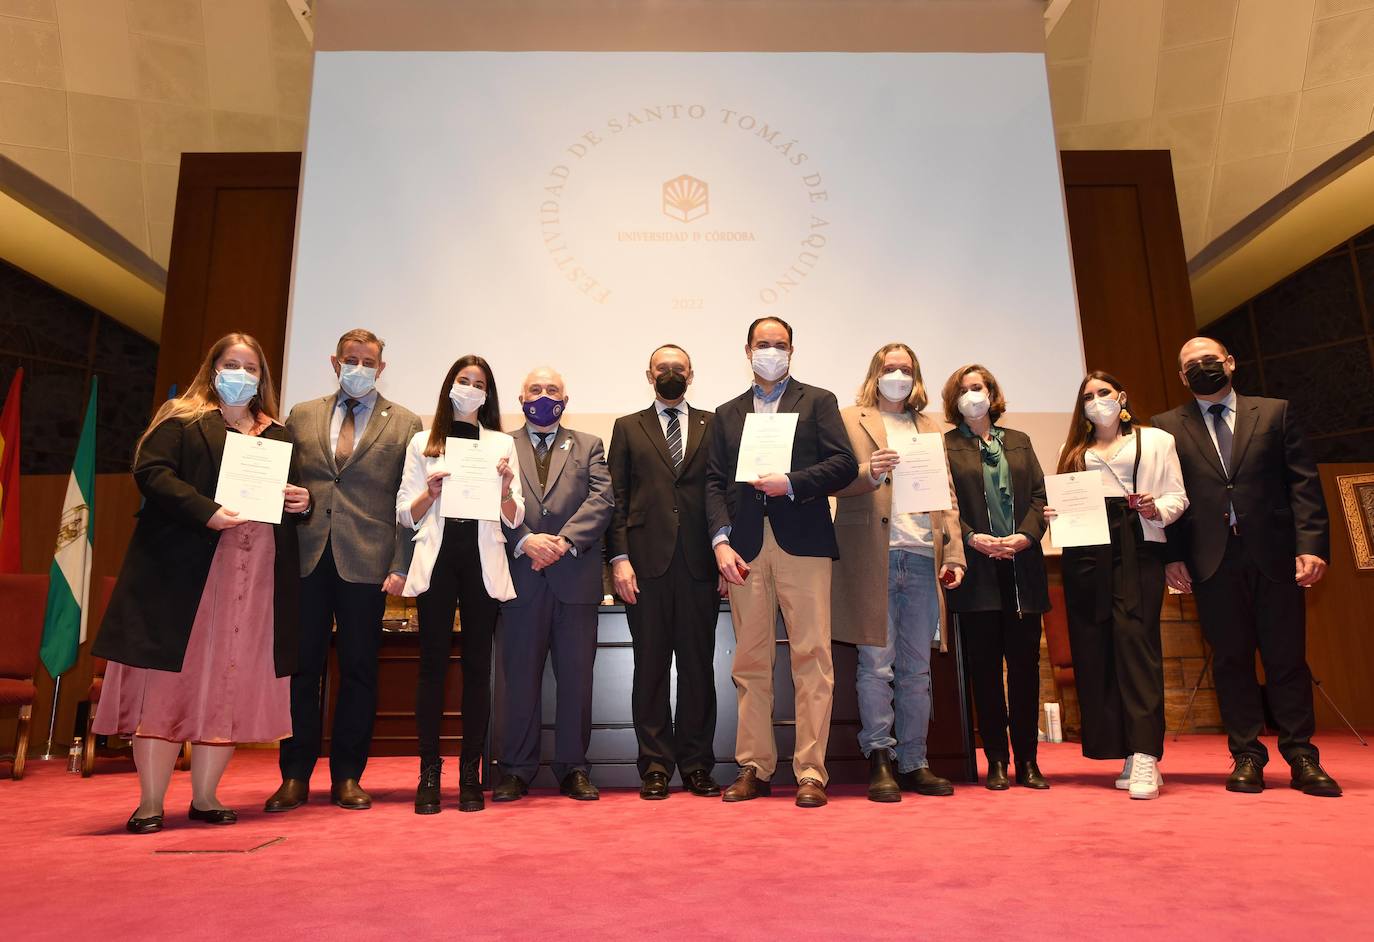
xmin=1048 ymin=370 xmax=1187 ymax=801
xmin=396 ymin=354 xmax=523 ymax=815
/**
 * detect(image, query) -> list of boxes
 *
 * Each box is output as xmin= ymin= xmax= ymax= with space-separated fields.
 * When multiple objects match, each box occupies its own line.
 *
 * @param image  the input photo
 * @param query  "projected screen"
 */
xmin=285 ymin=51 xmax=1081 ymax=422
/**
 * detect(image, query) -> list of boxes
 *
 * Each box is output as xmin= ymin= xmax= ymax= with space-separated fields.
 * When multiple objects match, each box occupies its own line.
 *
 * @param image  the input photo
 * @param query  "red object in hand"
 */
xmin=939 ymin=568 xmax=957 ymax=587
xmin=737 ymin=563 xmax=751 ymax=582
xmin=1126 ymin=493 xmax=1143 ymax=510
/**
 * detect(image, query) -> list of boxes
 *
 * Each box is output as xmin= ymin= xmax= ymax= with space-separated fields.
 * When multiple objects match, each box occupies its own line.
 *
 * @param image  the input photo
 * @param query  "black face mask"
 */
xmin=1185 ymin=360 xmax=1229 ymax=396
xmin=654 ymin=372 xmax=688 ymax=401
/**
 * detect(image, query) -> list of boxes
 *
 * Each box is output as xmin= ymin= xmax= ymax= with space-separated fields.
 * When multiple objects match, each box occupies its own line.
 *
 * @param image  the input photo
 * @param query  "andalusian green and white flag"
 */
xmin=39 ymin=378 xmax=96 ymax=679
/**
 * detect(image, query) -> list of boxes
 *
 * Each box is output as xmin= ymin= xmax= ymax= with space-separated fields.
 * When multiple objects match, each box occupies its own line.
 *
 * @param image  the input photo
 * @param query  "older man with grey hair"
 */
xmin=493 ymin=367 xmax=614 ymax=802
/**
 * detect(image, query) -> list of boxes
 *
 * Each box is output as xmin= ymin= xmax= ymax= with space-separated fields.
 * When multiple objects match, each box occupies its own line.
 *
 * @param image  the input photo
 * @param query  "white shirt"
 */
xmin=1194 ymin=388 xmax=1238 ymax=524
xmin=329 ymin=388 xmax=379 ymax=453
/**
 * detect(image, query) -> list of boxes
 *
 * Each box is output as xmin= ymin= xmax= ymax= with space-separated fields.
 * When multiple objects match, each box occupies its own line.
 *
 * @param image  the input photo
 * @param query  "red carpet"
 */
xmin=3 ymin=735 xmax=1370 ymax=940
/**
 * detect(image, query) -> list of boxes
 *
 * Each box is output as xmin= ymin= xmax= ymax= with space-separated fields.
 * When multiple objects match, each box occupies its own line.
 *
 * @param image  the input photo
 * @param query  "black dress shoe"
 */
xmin=1290 ymin=755 xmax=1342 ymax=797
xmin=984 ymin=760 xmax=1010 ymax=791
xmin=492 ymin=773 xmax=528 ymax=803
xmin=639 ymin=771 xmax=670 ymax=800
xmin=188 ymin=803 xmax=238 ymax=825
xmin=722 ymin=766 xmax=771 ymax=802
xmin=795 ymin=777 xmax=828 ymax=808
xmin=899 ymin=767 xmax=954 ymax=796
xmin=126 ymin=812 xmax=163 ymax=834
xmin=560 ymin=770 xmax=600 ymax=800
xmin=683 ymin=769 xmax=722 ymax=797
xmin=415 ymin=759 xmax=442 ymax=815
xmin=458 ymin=757 xmax=484 ymax=813
xmin=867 ymin=751 xmax=902 ymax=803
xmin=264 ymin=778 xmax=308 ymax=813
xmin=331 ymin=778 xmax=372 ymax=810
xmin=1226 ymin=754 xmax=1265 ymax=793
xmin=1016 ymin=760 xmax=1050 ymax=790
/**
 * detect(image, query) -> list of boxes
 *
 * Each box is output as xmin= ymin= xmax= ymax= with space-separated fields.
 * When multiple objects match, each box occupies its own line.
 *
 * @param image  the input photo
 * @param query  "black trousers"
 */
xmin=498 ymin=579 xmax=598 ymax=783
xmin=625 ymin=541 xmax=719 ymax=778
xmin=414 ymin=520 xmax=500 ymax=767
xmin=1193 ymin=532 xmax=1316 ymax=766
xmin=1062 ymin=502 xmax=1166 ymax=761
xmin=958 ymin=560 xmax=1042 ymax=765
xmin=280 ymin=540 xmax=386 ymax=784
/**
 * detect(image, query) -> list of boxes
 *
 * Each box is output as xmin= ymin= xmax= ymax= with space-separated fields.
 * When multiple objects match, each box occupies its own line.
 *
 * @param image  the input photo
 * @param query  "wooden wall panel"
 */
xmin=1061 ymin=150 xmax=1199 ymax=422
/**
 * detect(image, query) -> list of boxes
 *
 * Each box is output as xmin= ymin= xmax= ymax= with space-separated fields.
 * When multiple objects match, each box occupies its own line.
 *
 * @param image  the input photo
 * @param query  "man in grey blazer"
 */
xmin=493 ymin=367 xmax=614 ymax=802
xmin=265 ymin=329 xmax=423 ymax=813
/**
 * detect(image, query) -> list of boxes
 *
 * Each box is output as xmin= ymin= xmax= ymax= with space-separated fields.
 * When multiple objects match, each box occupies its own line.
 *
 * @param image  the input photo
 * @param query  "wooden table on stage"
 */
xmin=323 ymin=603 xmax=976 ymax=784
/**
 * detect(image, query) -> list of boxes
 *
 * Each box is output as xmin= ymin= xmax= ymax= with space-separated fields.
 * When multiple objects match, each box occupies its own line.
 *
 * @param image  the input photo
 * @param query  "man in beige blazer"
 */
xmin=830 ymin=343 xmax=965 ymax=802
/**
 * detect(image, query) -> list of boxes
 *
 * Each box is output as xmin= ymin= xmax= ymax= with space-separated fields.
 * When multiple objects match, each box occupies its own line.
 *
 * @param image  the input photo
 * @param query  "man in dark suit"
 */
xmin=608 ymin=344 xmax=720 ymax=800
xmin=1153 ymin=336 xmax=1340 ymax=797
xmin=493 ymin=366 xmax=614 ymax=802
xmin=266 ymin=329 xmax=422 ymax=812
xmin=706 ymin=317 xmax=858 ymax=808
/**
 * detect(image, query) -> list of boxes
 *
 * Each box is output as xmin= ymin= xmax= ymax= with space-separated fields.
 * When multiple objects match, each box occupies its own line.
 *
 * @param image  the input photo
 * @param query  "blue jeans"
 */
xmin=857 ymin=550 xmax=939 ymax=772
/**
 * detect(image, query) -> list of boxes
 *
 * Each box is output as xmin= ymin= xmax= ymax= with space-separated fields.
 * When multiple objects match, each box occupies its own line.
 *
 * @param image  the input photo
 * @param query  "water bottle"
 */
xmin=67 ymin=737 xmax=83 ymax=773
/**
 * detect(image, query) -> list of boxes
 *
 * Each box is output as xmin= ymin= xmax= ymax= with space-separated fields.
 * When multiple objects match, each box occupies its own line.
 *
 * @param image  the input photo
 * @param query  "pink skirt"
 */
xmin=94 ymin=522 xmax=290 ymax=744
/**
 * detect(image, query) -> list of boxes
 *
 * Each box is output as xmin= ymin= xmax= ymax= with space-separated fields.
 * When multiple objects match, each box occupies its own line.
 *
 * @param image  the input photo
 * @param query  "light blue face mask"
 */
xmin=215 ymin=368 xmax=259 ymax=406
xmin=338 ymin=363 xmax=377 ymax=399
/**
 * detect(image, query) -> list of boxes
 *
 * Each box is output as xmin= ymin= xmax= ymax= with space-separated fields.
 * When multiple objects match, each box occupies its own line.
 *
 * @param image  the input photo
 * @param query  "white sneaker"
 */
xmin=1127 ymin=753 xmax=1161 ymax=800
xmin=1115 ymin=756 xmax=1133 ymax=790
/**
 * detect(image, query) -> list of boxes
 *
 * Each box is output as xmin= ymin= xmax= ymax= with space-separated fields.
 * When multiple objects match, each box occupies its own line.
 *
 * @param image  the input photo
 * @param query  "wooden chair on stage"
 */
xmin=1042 ymin=583 xmax=1080 ymax=739
xmin=82 ymin=576 xmax=191 ymax=775
xmin=0 ymin=573 xmax=49 ymax=780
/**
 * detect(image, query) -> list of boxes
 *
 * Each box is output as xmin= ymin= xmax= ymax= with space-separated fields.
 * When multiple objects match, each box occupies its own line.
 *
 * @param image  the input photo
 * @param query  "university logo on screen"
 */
xmin=537 ymin=103 xmax=833 ymax=310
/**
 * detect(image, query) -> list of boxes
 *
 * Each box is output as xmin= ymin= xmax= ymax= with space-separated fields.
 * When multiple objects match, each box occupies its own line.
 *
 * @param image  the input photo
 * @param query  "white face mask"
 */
xmin=449 ymin=382 xmax=487 ymax=415
xmin=877 ymin=370 xmax=913 ymax=403
xmin=750 ymin=347 xmax=790 ymax=383
xmin=338 ymin=363 xmax=376 ymax=399
xmin=1084 ymin=396 xmax=1123 ymax=427
xmin=958 ymin=389 xmax=990 ymax=419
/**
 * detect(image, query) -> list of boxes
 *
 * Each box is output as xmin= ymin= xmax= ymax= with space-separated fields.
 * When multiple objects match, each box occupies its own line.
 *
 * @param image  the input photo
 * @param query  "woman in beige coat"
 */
xmin=831 ymin=343 xmax=966 ymax=802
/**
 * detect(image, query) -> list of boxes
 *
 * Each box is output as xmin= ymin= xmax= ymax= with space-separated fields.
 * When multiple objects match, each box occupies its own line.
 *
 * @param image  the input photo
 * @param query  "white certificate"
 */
xmin=214 ymin=433 xmax=293 ymax=525
xmin=890 ymin=432 xmax=953 ymax=516
xmin=734 ymin=412 xmax=799 ymax=482
xmin=1044 ymin=470 xmax=1111 ymax=548
xmin=440 ymin=437 xmax=505 ymax=521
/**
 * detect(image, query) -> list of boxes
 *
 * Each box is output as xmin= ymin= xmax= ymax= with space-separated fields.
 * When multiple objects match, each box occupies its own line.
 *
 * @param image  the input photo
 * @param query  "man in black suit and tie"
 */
xmin=706 ymin=317 xmax=858 ymax=808
xmin=493 ymin=367 xmax=614 ymax=802
xmin=607 ymin=344 xmax=721 ymax=800
xmin=1153 ymin=336 xmax=1340 ymax=797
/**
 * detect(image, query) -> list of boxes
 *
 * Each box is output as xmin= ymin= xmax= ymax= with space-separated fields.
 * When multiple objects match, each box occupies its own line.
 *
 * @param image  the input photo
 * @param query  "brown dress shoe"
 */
xmin=722 ymin=767 xmax=771 ymax=802
xmin=795 ymin=777 xmax=828 ymax=808
xmin=331 ymin=778 xmax=372 ymax=810
xmin=264 ymin=778 xmax=308 ymax=813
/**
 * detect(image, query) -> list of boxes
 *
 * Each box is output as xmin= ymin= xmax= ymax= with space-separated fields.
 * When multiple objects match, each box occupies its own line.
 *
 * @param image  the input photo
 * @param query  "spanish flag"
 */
xmin=0 ymin=368 xmax=21 ymax=573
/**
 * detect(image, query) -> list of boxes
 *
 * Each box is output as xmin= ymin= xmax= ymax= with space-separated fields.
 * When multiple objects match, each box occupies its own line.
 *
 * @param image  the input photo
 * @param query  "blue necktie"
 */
xmin=664 ymin=408 xmax=683 ymax=470
xmin=1208 ymin=403 xmax=1232 ymax=472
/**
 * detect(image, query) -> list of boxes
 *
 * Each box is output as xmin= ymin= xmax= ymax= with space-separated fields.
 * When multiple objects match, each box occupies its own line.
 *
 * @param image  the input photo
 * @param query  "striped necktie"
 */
xmin=664 ymin=408 xmax=683 ymax=470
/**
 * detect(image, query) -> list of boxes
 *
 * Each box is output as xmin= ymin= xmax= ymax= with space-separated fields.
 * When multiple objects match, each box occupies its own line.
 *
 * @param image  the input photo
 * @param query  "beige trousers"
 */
xmin=727 ymin=521 xmax=835 ymax=784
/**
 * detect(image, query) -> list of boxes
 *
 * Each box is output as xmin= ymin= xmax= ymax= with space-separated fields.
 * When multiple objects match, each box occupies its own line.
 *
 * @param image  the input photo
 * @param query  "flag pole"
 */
xmin=38 ymin=674 xmax=64 ymax=760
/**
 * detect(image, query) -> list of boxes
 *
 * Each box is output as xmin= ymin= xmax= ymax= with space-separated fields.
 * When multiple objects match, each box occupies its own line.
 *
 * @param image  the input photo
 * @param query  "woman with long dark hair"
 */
xmin=93 ymin=333 xmax=307 ymax=833
xmin=397 ymin=354 xmax=522 ymax=813
xmin=1049 ymin=371 xmax=1187 ymax=799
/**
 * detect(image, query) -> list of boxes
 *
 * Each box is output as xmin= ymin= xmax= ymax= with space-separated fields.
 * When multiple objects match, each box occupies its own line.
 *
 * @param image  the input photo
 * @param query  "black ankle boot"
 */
xmin=415 ymin=758 xmax=442 ymax=815
xmin=867 ymin=750 xmax=902 ymax=803
xmin=458 ymin=757 xmax=484 ymax=812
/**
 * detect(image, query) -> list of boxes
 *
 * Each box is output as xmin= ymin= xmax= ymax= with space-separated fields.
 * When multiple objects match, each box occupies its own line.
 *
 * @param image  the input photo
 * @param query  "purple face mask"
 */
xmin=523 ymin=395 xmax=565 ymax=427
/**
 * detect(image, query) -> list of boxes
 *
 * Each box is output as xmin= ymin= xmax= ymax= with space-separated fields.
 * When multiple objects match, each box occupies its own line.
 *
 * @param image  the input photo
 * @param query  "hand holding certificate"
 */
xmin=734 ymin=412 xmax=798 ymax=482
xmin=441 ymin=437 xmax=505 ymax=520
xmin=1044 ymin=470 xmax=1111 ymax=548
xmin=214 ymin=433 xmax=293 ymax=524
xmin=890 ymin=432 xmax=953 ymax=516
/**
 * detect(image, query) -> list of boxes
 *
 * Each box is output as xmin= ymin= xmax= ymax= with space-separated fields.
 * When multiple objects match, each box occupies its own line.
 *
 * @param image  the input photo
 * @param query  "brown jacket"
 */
xmin=830 ymin=406 xmax=965 ymax=650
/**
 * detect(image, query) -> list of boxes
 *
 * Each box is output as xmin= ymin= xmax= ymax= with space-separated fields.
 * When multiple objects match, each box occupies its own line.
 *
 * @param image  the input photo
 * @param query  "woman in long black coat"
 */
xmin=93 ymin=332 xmax=306 ymax=833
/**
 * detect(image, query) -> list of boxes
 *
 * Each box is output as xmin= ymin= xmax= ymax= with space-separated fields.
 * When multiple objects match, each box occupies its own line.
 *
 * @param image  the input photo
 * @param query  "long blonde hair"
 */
xmin=855 ymin=342 xmax=928 ymax=412
xmin=134 ymin=332 xmax=280 ymax=460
